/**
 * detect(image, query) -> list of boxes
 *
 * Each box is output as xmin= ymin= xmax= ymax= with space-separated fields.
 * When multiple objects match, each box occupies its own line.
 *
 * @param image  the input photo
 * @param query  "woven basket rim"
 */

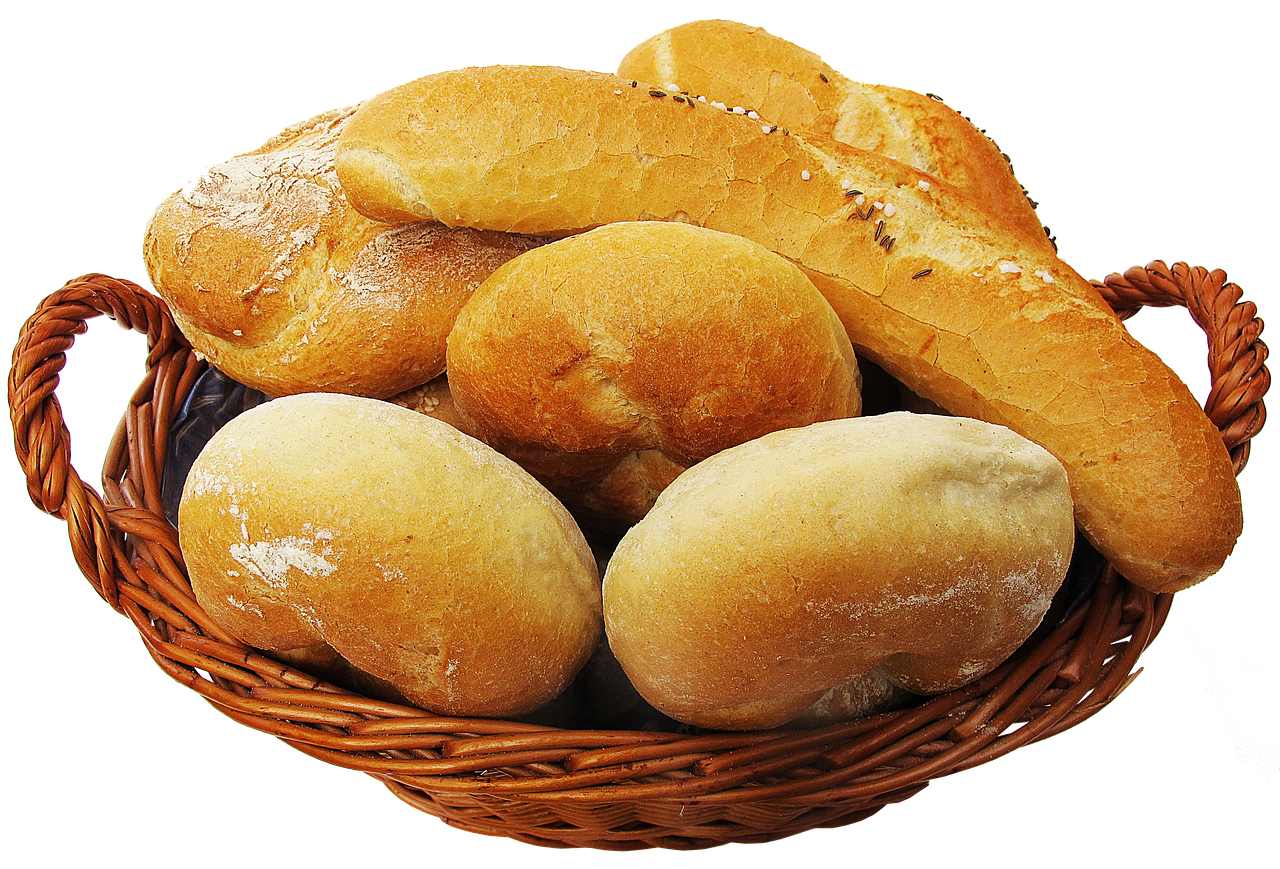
xmin=6 ymin=263 xmax=1269 ymax=850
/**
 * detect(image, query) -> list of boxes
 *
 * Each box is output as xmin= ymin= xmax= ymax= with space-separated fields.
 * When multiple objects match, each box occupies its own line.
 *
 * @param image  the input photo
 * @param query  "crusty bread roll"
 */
xmin=446 ymin=221 xmax=862 ymax=529
xmin=387 ymin=372 xmax=476 ymax=436
xmin=334 ymin=65 xmax=1242 ymax=592
xmin=602 ymin=413 xmax=1076 ymax=731
xmin=178 ymin=393 xmax=602 ymax=717
xmin=617 ymin=19 xmax=1055 ymax=255
xmin=144 ymin=106 xmax=545 ymax=399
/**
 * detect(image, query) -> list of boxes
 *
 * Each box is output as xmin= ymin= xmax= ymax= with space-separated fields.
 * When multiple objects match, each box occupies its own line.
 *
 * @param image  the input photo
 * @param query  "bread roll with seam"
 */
xmin=144 ymin=106 xmax=545 ymax=399
xmin=334 ymin=65 xmax=1241 ymax=593
xmin=177 ymin=393 xmax=601 ymax=717
xmin=603 ymin=413 xmax=1076 ymax=731
xmin=618 ymin=19 xmax=1056 ymax=256
xmin=446 ymin=221 xmax=863 ymax=530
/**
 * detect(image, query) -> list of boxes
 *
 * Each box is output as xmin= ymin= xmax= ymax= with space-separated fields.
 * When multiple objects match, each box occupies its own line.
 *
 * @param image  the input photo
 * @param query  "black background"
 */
xmin=10 ymin=11 xmax=1269 ymax=854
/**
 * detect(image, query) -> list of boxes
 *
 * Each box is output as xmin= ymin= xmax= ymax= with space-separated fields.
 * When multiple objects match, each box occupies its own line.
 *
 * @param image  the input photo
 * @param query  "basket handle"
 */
xmin=1091 ymin=260 xmax=1269 ymax=472
xmin=8 ymin=274 xmax=190 ymax=608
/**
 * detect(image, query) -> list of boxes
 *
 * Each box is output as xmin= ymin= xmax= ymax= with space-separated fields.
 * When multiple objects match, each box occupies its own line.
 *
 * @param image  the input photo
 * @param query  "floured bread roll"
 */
xmin=603 ymin=413 xmax=1075 ymax=731
xmin=144 ymin=106 xmax=544 ymax=398
xmin=178 ymin=393 xmax=602 ymax=717
xmin=446 ymin=221 xmax=863 ymax=530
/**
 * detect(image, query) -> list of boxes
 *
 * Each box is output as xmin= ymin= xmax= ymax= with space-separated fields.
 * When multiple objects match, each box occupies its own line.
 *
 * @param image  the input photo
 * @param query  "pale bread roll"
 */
xmin=446 ymin=221 xmax=862 ymax=529
xmin=144 ymin=106 xmax=544 ymax=399
xmin=334 ymin=65 xmax=1241 ymax=592
xmin=602 ymin=413 xmax=1075 ymax=731
xmin=617 ymin=19 xmax=1056 ymax=256
xmin=178 ymin=393 xmax=602 ymax=717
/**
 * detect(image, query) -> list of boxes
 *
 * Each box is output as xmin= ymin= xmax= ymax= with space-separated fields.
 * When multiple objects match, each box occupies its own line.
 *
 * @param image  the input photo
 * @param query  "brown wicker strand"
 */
xmin=347 ymin=715 xmax=561 ymax=736
xmin=693 ymin=714 xmax=896 ymax=775
xmin=444 ymin=731 xmax=689 ymax=759
xmin=564 ymin=732 xmax=777 ymax=773
xmin=1090 ymin=260 xmax=1193 ymax=317
xmin=639 ymin=718 xmax=970 ymax=811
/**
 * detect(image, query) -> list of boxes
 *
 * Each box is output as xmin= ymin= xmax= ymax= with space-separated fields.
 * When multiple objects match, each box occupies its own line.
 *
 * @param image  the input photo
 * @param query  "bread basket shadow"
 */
xmin=8 ymin=263 xmax=1268 ymax=850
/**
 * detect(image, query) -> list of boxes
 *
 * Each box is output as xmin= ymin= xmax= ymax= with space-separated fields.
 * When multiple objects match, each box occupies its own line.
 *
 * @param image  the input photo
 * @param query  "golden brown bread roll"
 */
xmin=602 ymin=413 xmax=1076 ymax=731
xmin=446 ymin=221 xmax=862 ymax=529
xmin=144 ymin=106 xmax=545 ymax=399
xmin=334 ymin=65 xmax=1241 ymax=592
xmin=617 ymin=19 xmax=1055 ymax=254
xmin=178 ymin=393 xmax=602 ymax=717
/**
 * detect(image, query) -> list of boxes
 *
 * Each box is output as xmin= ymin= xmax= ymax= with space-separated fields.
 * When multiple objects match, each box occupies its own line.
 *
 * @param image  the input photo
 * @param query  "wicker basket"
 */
xmin=8 ymin=263 xmax=1269 ymax=851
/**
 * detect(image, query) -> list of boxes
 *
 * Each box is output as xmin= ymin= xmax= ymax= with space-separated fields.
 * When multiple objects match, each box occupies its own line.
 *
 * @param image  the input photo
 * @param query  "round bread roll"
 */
xmin=178 ymin=393 xmax=602 ymax=718
xmin=446 ymin=221 xmax=863 ymax=530
xmin=602 ymin=412 xmax=1075 ymax=731
xmin=144 ymin=106 xmax=544 ymax=399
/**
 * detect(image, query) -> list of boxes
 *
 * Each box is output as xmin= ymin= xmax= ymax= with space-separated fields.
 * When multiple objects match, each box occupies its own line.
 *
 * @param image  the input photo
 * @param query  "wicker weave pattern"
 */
xmin=7 ymin=266 xmax=1268 ymax=850
xmin=1091 ymin=260 xmax=1269 ymax=471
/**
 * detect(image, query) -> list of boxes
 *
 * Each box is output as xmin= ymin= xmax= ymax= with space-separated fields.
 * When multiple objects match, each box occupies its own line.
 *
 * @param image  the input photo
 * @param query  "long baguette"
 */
xmin=335 ymin=65 xmax=1242 ymax=593
xmin=617 ymin=19 xmax=1055 ymax=254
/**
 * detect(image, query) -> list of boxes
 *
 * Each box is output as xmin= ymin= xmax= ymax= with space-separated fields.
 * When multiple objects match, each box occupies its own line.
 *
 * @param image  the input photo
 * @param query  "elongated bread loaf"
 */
xmin=144 ymin=107 xmax=544 ymax=398
xmin=335 ymin=65 xmax=1242 ymax=592
xmin=178 ymin=393 xmax=602 ymax=717
xmin=618 ymin=19 xmax=1054 ymax=253
xmin=603 ymin=413 xmax=1076 ymax=730
xmin=446 ymin=221 xmax=862 ymax=530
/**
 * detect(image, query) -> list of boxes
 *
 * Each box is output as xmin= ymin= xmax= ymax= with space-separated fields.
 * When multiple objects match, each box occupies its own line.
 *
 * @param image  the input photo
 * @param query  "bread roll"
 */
xmin=618 ymin=19 xmax=1055 ymax=254
xmin=446 ymin=221 xmax=862 ymax=529
xmin=334 ymin=65 xmax=1241 ymax=592
xmin=602 ymin=413 xmax=1076 ymax=731
xmin=387 ymin=372 xmax=477 ymax=436
xmin=144 ymin=106 xmax=544 ymax=399
xmin=178 ymin=393 xmax=601 ymax=717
